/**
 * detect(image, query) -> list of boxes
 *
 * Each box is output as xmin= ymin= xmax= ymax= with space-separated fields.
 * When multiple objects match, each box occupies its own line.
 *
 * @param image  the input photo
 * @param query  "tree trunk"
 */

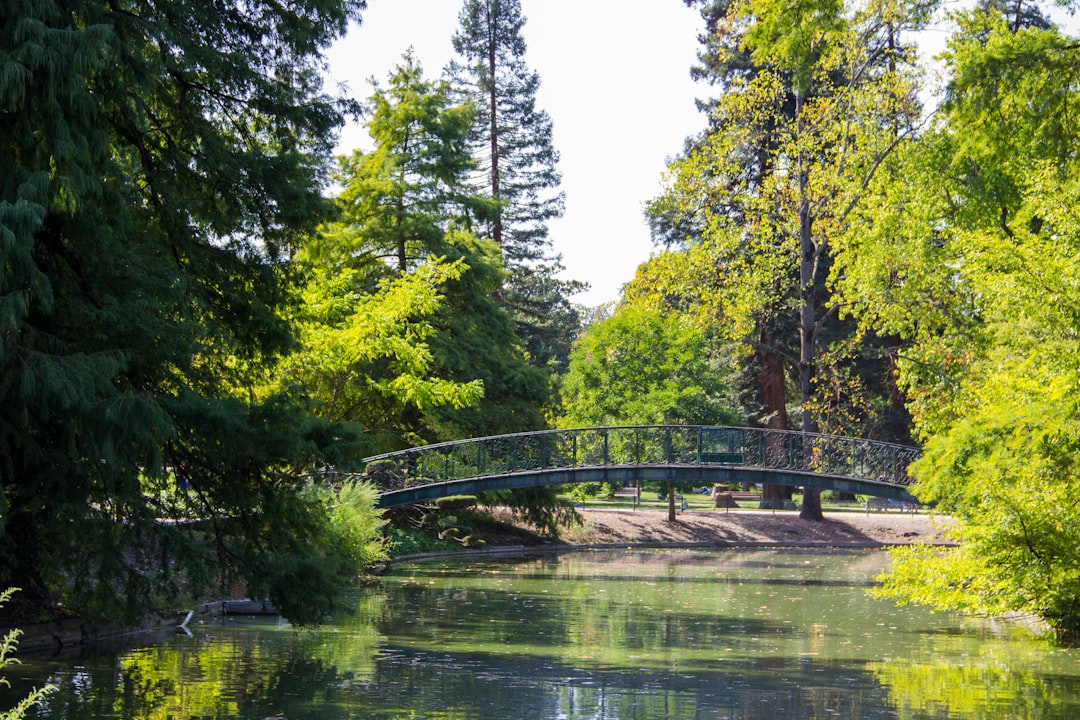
xmin=667 ymin=482 xmax=677 ymax=522
xmin=796 ymin=95 xmax=824 ymax=522
xmin=760 ymin=340 xmax=793 ymax=507
xmin=486 ymin=1 xmax=502 ymax=249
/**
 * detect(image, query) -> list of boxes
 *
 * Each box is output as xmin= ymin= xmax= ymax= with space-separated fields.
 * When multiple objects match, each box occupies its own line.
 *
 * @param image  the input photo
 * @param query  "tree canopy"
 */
xmin=0 ymin=0 xmax=374 ymax=625
xmin=649 ymin=0 xmax=926 ymax=516
xmin=834 ymin=5 xmax=1080 ymax=637
xmin=559 ymin=302 xmax=740 ymax=429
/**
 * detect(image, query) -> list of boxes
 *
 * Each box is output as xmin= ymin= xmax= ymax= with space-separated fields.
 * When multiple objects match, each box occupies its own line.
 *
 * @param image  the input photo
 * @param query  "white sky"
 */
xmin=324 ymin=0 xmax=706 ymax=308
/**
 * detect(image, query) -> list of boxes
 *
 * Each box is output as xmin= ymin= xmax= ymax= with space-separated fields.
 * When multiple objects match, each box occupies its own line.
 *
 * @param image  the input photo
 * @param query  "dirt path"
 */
xmin=542 ymin=507 xmax=955 ymax=547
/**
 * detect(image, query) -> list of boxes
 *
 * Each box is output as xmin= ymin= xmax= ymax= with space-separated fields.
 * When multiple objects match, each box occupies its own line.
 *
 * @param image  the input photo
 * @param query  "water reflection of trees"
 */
xmin=15 ymin=594 xmax=389 ymax=720
xmin=362 ymin=646 xmax=895 ymax=719
xmin=10 ymin=552 xmax=1080 ymax=719
xmin=870 ymin=638 xmax=1080 ymax=719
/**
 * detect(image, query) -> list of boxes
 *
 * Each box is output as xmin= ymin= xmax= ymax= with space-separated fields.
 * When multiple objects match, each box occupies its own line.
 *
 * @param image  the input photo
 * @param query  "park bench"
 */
xmin=712 ymin=485 xmax=761 ymax=508
xmin=865 ymin=497 xmax=918 ymax=514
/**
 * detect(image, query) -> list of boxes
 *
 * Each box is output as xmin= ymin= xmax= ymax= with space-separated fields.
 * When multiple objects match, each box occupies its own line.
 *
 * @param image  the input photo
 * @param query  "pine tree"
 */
xmin=445 ymin=0 xmax=584 ymax=371
xmin=0 ymin=0 xmax=367 ymax=625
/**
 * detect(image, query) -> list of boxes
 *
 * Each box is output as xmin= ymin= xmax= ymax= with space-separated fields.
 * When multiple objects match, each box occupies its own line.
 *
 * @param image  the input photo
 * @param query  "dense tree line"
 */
xmin=611 ymin=0 xmax=1080 ymax=636
xmin=0 ymin=0 xmax=379 ymax=626
xmin=635 ymin=0 xmax=926 ymax=516
xmin=0 ymin=0 xmax=582 ymax=626
xmin=8 ymin=0 xmax=1080 ymax=641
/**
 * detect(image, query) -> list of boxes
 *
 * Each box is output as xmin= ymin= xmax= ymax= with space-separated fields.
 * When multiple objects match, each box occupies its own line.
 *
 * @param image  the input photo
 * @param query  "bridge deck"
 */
xmin=353 ymin=425 xmax=920 ymax=508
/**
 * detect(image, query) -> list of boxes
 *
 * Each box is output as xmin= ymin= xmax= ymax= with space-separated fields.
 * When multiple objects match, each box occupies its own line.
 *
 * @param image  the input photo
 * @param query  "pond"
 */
xmin=4 ymin=549 xmax=1080 ymax=719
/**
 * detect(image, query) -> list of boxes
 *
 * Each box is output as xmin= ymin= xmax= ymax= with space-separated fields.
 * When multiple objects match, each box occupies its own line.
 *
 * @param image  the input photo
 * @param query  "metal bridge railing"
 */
xmin=357 ymin=426 xmax=921 ymax=493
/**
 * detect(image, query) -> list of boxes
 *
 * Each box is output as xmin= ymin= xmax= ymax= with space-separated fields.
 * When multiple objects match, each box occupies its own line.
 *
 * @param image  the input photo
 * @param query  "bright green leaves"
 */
xmin=653 ymin=0 xmax=923 ymax=443
xmin=559 ymin=303 xmax=740 ymax=428
xmin=0 ymin=589 xmax=55 ymax=720
xmin=836 ymin=16 xmax=1080 ymax=437
xmin=877 ymin=385 xmax=1080 ymax=627
xmin=331 ymin=52 xmax=495 ymax=274
xmin=836 ymin=6 xmax=1080 ymax=635
xmin=557 ymin=291 xmax=741 ymax=520
xmin=293 ymin=52 xmax=546 ymax=452
xmin=941 ymin=13 xmax=1080 ymax=229
xmin=742 ymin=0 xmax=845 ymax=94
xmin=284 ymin=257 xmax=484 ymax=448
xmin=325 ymin=480 xmax=388 ymax=572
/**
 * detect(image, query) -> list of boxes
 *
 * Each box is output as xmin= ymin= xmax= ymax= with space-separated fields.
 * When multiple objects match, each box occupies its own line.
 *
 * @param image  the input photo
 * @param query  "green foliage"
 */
xmin=386 ymin=526 xmax=462 ymax=557
xmin=311 ymin=53 xmax=546 ymax=449
xmin=435 ymin=495 xmax=479 ymax=510
xmin=448 ymin=0 xmax=564 ymax=263
xmin=0 ymin=590 xmax=55 ymax=719
xmin=566 ymin=482 xmax=618 ymax=502
xmin=306 ymin=49 xmax=558 ymax=535
xmin=557 ymin=298 xmax=741 ymax=519
xmin=324 ymin=52 xmax=496 ymax=275
xmin=874 ymin=376 xmax=1080 ymax=636
xmin=283 ymin=257 xmax=484 ymax=453
xmin=422 ymin=236 xmax=550 ymax=440
xmin=561 ymin=481 xmax=622 ymax=505
xmin=0 ymin=0 xmax=371 ymax=625
xmin=447 ymin=0 xmax=585 ymax=371
xmin=480 ymin=487 xmax=580 ymax=539
xmin=650 ymin=0 xmax=929 ymax=516
xmin=820 ymin=490 xmax=860 ymax=504
xmin=238 ymin=479 xmax=388 ymax=628
xmin=655 ymin=0 xmax=923 ymax=380
xmin=837 ymin=6 xmax=1080 ymax=634
xmin=559 ymin=303 xmax=741 ymax=427
xmin=741 ymin=0 xmax=845 ymax=94
xmin=326 ymin=481 xmax=389 ymax=571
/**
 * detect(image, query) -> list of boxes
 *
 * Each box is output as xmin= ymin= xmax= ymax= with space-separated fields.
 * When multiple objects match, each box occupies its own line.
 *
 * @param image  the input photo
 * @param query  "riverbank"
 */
xmin=488 ymin=506 xmax=956 ymax=548
xmin=10 ymin=507 xmax=953 ymax=654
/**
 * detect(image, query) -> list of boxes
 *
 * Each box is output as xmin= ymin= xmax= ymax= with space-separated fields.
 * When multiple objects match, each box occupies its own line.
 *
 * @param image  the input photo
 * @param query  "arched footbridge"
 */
xmin=359 ymin=425 xmax=921 ymax=509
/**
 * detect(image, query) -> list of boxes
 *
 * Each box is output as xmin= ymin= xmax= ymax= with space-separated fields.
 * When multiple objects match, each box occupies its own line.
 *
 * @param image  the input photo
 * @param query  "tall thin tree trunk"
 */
xmin=486 ymin=0 xmax=502 ymax=248
xmin=796 ymin=89 xmax=824 ymax=521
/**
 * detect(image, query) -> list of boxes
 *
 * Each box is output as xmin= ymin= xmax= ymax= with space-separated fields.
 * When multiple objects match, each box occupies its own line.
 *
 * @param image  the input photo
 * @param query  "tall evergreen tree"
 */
xmin=326 ymin=52 xmax=494 ymax=277
xmin=446 ymin=0 xmax=584 ymax=371
xmin=0 ymin=0 xmax=367 ymax=624
xmin=322 ymin=54 xmax=547 ymax=447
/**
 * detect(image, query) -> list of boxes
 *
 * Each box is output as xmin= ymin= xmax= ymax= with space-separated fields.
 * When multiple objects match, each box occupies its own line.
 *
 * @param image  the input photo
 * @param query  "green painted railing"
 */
xmin=358 ymin=425 xmax=920 ymax=494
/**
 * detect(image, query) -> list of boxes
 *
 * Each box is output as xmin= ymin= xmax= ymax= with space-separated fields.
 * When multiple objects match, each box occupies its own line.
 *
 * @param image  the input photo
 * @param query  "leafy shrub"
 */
xmin=386 ymin=527 xmax=461 ymax=556
xmin=327 ymin=480 xmax=389 ymax=569
xmin=1 ymin=589 xmax=55 ymax=720
xmin=435 ymin=495 xmax=478 ymax=510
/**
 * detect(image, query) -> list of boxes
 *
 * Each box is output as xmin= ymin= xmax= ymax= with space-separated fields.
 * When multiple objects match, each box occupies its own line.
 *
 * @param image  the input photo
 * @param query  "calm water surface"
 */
xmin=4 ymin=549 xmax=1080 ymax=719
